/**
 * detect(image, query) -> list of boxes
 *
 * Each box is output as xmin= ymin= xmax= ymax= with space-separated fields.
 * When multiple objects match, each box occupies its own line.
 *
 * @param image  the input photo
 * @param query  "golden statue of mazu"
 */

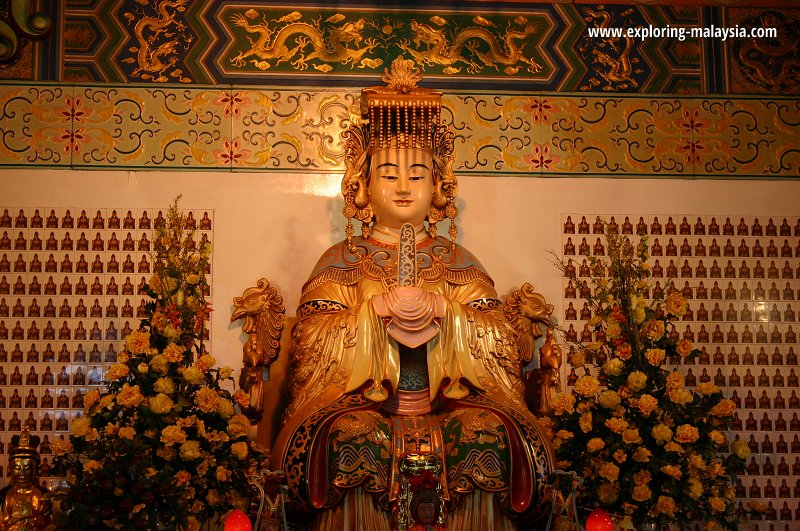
xmin=0 ymin=429 xmax=52 ymax=531
xmin=238 ymin=57 xmax=557 ymax=530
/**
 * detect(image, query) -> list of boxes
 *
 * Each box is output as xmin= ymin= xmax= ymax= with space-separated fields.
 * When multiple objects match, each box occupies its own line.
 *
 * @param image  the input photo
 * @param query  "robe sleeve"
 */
xmin=287 ymin=277 xmax=401 ymax=418
xmin=426 ymin=274 xmax=526 ymax=408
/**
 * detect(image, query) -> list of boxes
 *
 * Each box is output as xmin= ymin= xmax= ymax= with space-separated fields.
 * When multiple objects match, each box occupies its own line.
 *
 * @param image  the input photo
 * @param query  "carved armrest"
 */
xmin=231 ymin=278 xmax=286 ymax=424
xmin=504 ymin=282 xmax=562 ymax=415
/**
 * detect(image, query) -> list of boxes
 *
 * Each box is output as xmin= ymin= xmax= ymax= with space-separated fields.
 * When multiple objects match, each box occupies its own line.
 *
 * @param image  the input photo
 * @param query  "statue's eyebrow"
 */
xmin=374 ymin=162 xmax=431 ymax=171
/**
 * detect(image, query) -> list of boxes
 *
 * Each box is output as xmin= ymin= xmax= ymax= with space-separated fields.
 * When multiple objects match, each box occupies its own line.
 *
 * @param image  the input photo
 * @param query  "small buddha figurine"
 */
xmin=106 ymin=255 xmax=119 ymax=274
xmin=75 ymin=344 xmax=87 ymax=362
xmin=199 ymin=211 xmax=212 ymax=230
xmin=75 ymin=278 xmax=87 ymax=296
xmin=0 ymin=428 xmax=52 ymax=529
xmin=13 ymin=210 xmax=27 ymax=229
xmin=138 ymin=211 xmax=151 ymax=229
xmin=729 ymin=390 xmax=741 ymax=408
xmin=635 ymin=217 xmax=647 ymax=235
xmin=774 ymin=390 xmax=786 ymax=409
xmin=123 ymin=211 xmax=136 ymax=229
xmin=409 ymin=489 xmax=446 ymax=531
xmin=122 ymin=255 xmax=135 ymax=273
xmin=8 ymin=411 xmax=22 ymax=431
xmin=650 ymin=216 xmax=662 ymax=234
xmin=578 ymin=237 xmax=590 ymax=255
xmin=108 ymin=210 xmax=120 ymax=229
xmin=9 ymin=390 xmax=21 ymax=410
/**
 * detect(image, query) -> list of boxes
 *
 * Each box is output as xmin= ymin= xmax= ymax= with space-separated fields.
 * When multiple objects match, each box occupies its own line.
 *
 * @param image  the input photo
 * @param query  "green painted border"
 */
xmin=0 ymin=82 xmax=797 ymax=178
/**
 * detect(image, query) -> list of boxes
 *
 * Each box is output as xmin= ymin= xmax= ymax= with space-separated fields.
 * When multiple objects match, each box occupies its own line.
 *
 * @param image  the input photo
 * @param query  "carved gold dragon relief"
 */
xmin=122 ymin=0 xmax=192 ymax=83
xmin=735 ymin=11 xmax=800 ymax=92
xmin=231 ymin=278 xmax=286 ymax=423
xmin=580 ymin=7 xmax=643 ymax=91
xmin=399 ymin=16 xmax=543 ymax=75
xmin=229 ymin=10 xmax=381 ymax=72
xmin=504 ymin=283 xmax=561 ymax=415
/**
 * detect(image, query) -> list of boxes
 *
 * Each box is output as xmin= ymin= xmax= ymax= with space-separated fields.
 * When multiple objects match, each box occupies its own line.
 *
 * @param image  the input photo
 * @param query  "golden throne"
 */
xmin=232 ymin=279 xmax=562 ymax=524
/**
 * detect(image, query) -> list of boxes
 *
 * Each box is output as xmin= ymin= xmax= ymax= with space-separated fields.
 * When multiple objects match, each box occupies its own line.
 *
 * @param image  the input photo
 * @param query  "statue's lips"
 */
xmin=393 ymin=200 xmax=412 ymax=206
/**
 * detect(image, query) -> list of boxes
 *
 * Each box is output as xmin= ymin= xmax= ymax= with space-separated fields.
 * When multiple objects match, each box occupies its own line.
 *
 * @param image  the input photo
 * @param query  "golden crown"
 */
xmin=9 ymin=427 xmax=40 ymax=460
xmin=360 ymin=57 xmax=442 ymax=151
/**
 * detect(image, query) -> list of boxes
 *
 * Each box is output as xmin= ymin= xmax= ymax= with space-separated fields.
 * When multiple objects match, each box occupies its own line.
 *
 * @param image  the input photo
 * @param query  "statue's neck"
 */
xmin=370 ymin=223 xmax=426 ymax=245
xmin=12 ymin=483 xmax=34 ymax=493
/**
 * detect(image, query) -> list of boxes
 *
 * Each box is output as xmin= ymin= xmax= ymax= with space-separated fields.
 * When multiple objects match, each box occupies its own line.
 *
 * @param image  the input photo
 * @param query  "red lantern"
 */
xmin=224 ymin=509 xmax=252 ymax=531
xmin=585 ymin=508 xmax=614 ymax=531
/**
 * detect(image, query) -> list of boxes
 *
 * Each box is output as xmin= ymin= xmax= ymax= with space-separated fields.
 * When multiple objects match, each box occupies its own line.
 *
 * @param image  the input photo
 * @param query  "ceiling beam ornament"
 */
xmin=0 ymin=0 xmax=52 ymax=64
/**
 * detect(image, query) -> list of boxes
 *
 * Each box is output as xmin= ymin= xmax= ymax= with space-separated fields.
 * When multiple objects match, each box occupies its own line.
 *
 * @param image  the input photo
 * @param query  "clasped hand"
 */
xmin=372 ymin=286 xmax=446 ymax=348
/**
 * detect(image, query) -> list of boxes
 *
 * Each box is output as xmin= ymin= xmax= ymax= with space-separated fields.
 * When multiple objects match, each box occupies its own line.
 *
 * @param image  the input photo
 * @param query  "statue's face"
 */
xmin=10 ymin=457 xmax=36 ymax=486
xmin=368 ymin=147 xmax=434 ymax=229
xmin=415 ymin=502 xmax=437 ymax=524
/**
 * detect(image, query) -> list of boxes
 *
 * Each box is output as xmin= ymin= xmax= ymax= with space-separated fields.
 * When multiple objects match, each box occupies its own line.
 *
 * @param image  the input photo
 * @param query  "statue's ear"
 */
xmin=355 ymin=178 xmax=369 ymax=209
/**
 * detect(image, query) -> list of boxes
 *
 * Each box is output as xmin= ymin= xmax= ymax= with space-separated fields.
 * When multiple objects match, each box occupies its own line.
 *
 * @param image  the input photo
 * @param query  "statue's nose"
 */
xmin=396 ymin=177 xmax=410 ymax=195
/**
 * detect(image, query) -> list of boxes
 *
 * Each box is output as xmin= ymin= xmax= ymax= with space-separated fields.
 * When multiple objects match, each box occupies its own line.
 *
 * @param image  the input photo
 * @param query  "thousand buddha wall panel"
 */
xmin=0 ymin=206 xmax=213 ymax=485
xmin=561 ymin=213 xmax=800 ymax=529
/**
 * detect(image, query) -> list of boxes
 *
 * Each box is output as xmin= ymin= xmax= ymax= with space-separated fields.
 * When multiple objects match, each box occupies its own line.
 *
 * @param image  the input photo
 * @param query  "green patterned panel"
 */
xmin=230 ymin=88 xmax=357 ymax=170
xmin=71 ymin=86 xmax=231 ymax=168
xmin=63 ymin=19 xmax=97 ymax=53
xmin=0 ymin=84 xmax=74 ymax=166
xmin=182 ymin=2 xmax=220 ymax=84
xmin=448 ymin=94 xmax=692 ymax=176
xmin=691 ymin=98 xmax=800 ymax=177
xmin=549 ymin=4 xmax=587 ymax=93
xmin=1 ymin=83 xmax=798 ymax=177
xmin=63 ymin=1 xmax=130 ymax=83
xmin=638 ymin=6 xmax=701 ymax=93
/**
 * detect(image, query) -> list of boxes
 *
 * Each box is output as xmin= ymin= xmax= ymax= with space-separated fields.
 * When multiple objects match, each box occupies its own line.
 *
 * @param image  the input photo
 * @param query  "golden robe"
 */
xmin=271 ymin=235 xmax=554 ymax=530
xmin=0 ymin=483 xmax=50 ymax=531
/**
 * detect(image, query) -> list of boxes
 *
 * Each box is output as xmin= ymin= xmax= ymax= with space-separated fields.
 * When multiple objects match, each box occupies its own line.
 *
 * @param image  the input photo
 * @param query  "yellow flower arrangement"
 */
xmin=626 ymin=371 xmax=647 ymax=391
xmin=551 ymin=223 xmax=745 ymax=529
xmin=598 ymin=390 xmax=621 ymax=409
xmin=574 ymin=375 xmax=600 ymax=396
xmin=635 ymin=394 xmax=658 ymax=416
xmin=587 ymin=438 xmax=606 ymax=452
xmin=632 ymin=485 xmax=652 ymax=502
xmin=52 ymin=198 xmax=268 ymax=529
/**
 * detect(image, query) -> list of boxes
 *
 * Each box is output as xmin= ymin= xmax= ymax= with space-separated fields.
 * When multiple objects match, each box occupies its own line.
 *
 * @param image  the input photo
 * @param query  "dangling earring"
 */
xmin=362 ymin=221 xmax=371 ymax=240
xmin=427 ymin=221 xmax=438 ymax=238
xmin=346 ymin=218 xmax=355 ymax=252
xmin=446 ymin=198 xmax=457 ymax=247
